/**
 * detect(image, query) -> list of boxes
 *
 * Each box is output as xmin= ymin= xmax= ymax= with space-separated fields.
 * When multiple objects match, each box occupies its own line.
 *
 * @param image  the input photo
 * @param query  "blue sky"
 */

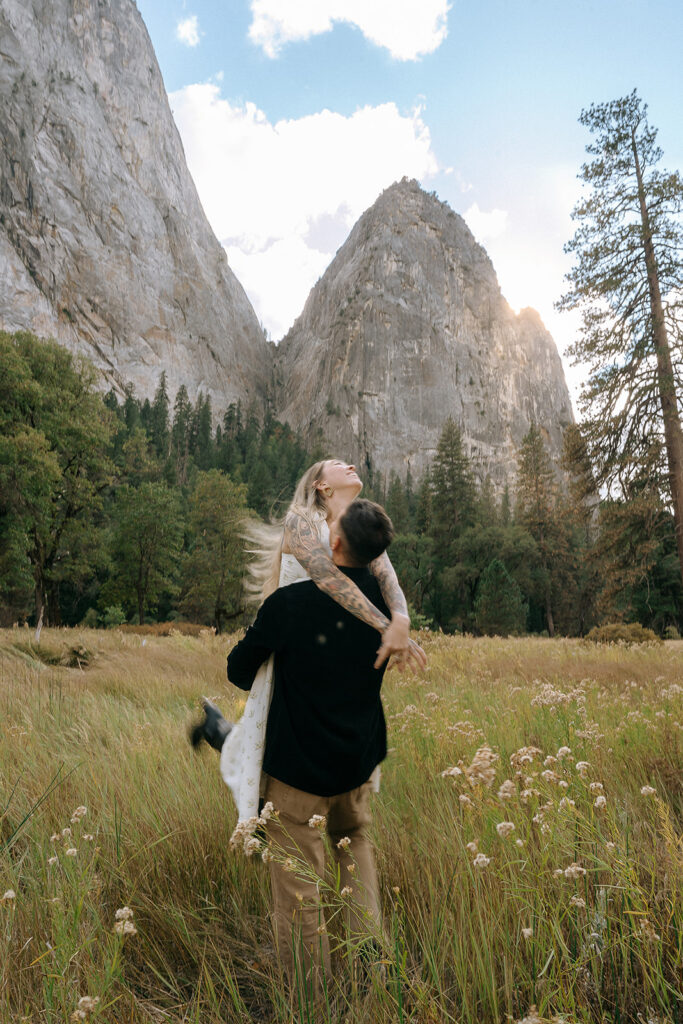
xmin=137 ymin=0 xmax=683 ymax=405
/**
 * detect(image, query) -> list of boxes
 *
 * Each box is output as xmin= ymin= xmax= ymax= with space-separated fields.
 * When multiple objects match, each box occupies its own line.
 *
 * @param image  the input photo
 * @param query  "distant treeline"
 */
xmin=1 ymin=331 xmax=681 ymax=635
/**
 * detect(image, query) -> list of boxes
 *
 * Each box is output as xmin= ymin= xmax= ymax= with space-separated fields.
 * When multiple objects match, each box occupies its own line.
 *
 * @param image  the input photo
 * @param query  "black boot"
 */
xmin=189 ymin=698 xmax=233 ymax=752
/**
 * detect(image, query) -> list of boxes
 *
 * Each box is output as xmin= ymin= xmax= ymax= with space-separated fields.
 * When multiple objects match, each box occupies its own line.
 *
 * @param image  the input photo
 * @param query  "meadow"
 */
xmin=1 ymin=627 xmax=682 ymax=1023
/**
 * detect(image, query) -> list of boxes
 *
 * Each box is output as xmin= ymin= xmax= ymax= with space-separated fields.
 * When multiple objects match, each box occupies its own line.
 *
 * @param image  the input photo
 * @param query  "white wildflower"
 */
xmin=1 ymin=889 xmax=16 ymax=903
xmin=48 ymin=856 xmax=58 ymax=866
xmin=465 ymin=745 xmax=499 ymax=788
xmin=640 ymin=918 xmax=660 ymax=942
xmin=65 ymin=848 xmax=77 ymax=857
xmin=557 ymin=746 xmax=572 ymax=760
xmin=61 ymin=827 xmax=72 ymax=838
xmin=336 ymin=836 xmax=351 ymax=850
xmin=522 ymin=926 xmax=533 ymax=939
xmin=441 ymin=765 xmax=463 ymax=777
xmin=589 ymin=781 xmax=604 ymax=794
xmin=307 ymin=814 xmax=326 ymax=830
xmin=553 ymin=869 xmax=564 ymax=878
xmin=594 ymin=794 xmax=607 ymax=810
xmin=341 ymin=886 xmax=353 ymax=897
xmin=82 ymin=834 xmax=95 ymax=842
xmin=497 ymin=779 xmax=515 ymax=801
xmin=115 ymin=906 xmax=134 ymax=921
xmin=77 ymin=996 xmax=100 ymax=1014
xmin=516 ymin=838 xmax=524 ymax=848
xmin=496 ymin=821 xmax=515 ymax=839
xmin=473 ymin=852 xmax=491 ymax=868
xmin=564 ymin=862 xmax=586 ymax=880
xmin=516 ymin=1005 xmax=543 ymax=1024
xmin=245 ymin=837 xmax=261 ymax=856
xmin=575 ymin=761 xmax=591 ymax=776
xmin=466 ymin=841 xmax=478 ymax=854
xmin=641 ymin=785 xmax=656 ymax=797
xmin=259 ymin=801 xmax=275 ymax=821
xmin=558 ymin=797 xmax=575 ymax=811
xmin=570 ymin=894 xmax=587 ymax=909
xmin=261 ymin=847 xmax=273 ymax=864
xmin=114 ymin=919 xmax=137 ymax=936
xmin=459 ymin=794 xmax=474 ymax=808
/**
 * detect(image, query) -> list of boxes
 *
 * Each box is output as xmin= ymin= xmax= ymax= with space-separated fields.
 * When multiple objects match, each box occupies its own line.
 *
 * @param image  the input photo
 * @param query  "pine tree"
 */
xmin=558 ymin=91 xmax=683 ymax=586
xmin=474 ymin=559 xmax=527 ymax=636
xmin=430 ymin=417 xmax=476 ymax=556
xmin=149 ymin=372 xmax=170 ymax=459
xmin=515 ymin=424 xmax=568 ymax=636
xmin=171 ymin=385 xmax=192 ymax=486
xmin=386 ymin=471 xmax=410 ymax=533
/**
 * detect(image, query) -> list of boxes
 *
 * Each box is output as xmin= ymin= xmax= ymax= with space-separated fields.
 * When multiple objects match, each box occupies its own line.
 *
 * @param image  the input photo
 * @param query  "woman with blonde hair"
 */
xmin=197 ymin=458 xmax=425 ymax=837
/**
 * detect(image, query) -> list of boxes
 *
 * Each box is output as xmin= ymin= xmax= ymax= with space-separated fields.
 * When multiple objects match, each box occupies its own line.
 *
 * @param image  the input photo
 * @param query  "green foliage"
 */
xmin=103 ymin=605 xmax=126 ymax=629
xmin=585 ymin=622 xmax=662 ymax=645
xmin=180 ymin=470 xmax=249 ymax=633
xmin=474 ymin=559 xmax=527 ymax=636
xmin=1 ymin=333 xmax=681 ymax=636
xmin=558 ymin=90 xmax=683 ymax=586
xmin=103 ymin=482 xmax=184 ymax=625
xmin=0 ymin=331 xmax=114 ymax=627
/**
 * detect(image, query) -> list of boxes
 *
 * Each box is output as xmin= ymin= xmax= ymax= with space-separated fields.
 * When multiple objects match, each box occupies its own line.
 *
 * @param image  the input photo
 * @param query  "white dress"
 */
xmin=220 ymin=545 xmax=314 ymax=826
xmin=220 ymin=520 xmax=379 ymax=835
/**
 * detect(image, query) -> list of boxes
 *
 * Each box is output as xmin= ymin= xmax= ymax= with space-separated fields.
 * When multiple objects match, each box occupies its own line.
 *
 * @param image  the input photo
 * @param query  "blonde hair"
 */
xmin=244 ymin=459 xmax=331 ymax=602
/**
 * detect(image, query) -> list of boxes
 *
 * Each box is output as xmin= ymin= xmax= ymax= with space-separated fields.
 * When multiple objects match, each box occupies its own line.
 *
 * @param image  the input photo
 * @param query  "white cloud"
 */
xmin=248 ymin=0 xmax=450 ymax=61
xmin=169 ymin=84 xmax=439 ymax=338
xmin=176 ymin=15 xmax=201 ymax=47
xmin=464 ymin=202 xmax=508 ymax=242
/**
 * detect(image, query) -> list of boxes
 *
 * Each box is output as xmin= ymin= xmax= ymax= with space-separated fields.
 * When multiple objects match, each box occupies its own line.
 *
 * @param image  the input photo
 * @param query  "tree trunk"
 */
xmin=545 ymin=581 xmax=555 ymax=638
xmin=34 ymin=583 xmax=44 ymax=643
xmin=137 ymin=588 xmax=145 ymax=626
xmin=633 ymin=130 xmax=683 ymax=586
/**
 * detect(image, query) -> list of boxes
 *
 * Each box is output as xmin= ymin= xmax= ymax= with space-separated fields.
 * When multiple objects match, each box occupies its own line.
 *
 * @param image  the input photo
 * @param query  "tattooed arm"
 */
xmin=370 ymin=552 xmax=428 ymax=671
xmin=284 ymin=510 xmax=390 ymax=634
xmin=284 ymin=511 xmax=427 ymax=670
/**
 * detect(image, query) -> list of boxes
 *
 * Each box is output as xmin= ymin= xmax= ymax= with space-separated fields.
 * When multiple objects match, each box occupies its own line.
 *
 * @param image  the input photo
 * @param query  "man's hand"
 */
xmin=374 ymin=614 xmax=428 ymax=672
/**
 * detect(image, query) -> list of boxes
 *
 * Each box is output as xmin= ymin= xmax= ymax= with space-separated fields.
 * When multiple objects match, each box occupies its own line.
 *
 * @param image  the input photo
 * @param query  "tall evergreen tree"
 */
xmin=149 ymin=372 xmax=170 ymax=459
xmin=430 ymin=417 xmax=476 ymax=556
xmin=558 ymin=91 xmax=683 ymax=586
xmin=515 ymin=424 xmax=568 ymax=636
xmin=171 ymin=385 xmax=192 ymax=486
xmin=474 ymin=559 xmax=527 ymax=636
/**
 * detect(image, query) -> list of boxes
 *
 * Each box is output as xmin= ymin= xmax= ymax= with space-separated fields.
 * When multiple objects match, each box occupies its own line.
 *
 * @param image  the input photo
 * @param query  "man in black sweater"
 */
xmin=226 ymin=499 xmax=394 ymax=992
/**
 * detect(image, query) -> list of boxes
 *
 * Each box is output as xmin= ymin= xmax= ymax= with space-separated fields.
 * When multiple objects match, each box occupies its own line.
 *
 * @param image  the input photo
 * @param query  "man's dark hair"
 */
xmin=338 ymin=499 xmax=394 ymax=565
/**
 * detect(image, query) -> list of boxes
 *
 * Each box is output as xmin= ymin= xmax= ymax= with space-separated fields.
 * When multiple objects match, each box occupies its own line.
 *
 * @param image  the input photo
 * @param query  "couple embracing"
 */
xmin=193 ymin=458 xmax=426 ymax=994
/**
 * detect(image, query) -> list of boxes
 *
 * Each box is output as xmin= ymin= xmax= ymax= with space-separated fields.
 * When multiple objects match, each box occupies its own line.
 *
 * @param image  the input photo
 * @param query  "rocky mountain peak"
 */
xmin=0 ymin=0 xmax=271 ymax=413
xmin=275 ymin=178 xmax=573 ymax=487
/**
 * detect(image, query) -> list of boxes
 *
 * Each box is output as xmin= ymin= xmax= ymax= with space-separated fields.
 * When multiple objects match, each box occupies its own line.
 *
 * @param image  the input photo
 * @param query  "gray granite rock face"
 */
xmin=275 ymin=179 xmax=574 ymax=488
xmin=0 ymin=0 xmax=271 ymax=412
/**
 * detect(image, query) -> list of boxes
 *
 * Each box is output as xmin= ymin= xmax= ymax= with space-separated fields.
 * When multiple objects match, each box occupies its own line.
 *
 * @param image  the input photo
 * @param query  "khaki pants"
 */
xmin=263 ymin=774 xmax=382 ymax=996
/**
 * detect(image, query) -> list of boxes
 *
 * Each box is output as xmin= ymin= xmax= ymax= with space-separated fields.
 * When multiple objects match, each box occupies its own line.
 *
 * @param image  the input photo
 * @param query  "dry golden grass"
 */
xmin=1 ymin=627 xmax=683 ymax=1023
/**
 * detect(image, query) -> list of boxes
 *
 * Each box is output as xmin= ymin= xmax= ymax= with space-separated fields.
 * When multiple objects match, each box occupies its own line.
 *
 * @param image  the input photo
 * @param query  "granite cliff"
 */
xmin=0 ymin=0 xmax=573 ymax=487
xmin=275 ymin=179 xmax=573 ymax=486
xmin=0 ymin=0 xmax=271 ymax=412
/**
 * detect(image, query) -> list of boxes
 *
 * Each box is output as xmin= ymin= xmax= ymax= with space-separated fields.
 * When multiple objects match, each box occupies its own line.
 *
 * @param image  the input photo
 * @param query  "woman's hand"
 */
xmin=374 ymin=614 xmax=427 ymax=672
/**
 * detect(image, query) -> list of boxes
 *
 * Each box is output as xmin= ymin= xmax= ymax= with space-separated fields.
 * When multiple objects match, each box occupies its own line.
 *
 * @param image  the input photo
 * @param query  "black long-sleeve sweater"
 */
xmin=227 ymin=566 xmax=389 ymax=796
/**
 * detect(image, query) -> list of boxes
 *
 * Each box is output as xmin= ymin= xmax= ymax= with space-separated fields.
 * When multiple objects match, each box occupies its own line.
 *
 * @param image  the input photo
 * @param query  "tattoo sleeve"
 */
xmin=284 ymin=511 xmax=390 ymax=632
xmin=369 ymin=551 xmax=409 ymax=617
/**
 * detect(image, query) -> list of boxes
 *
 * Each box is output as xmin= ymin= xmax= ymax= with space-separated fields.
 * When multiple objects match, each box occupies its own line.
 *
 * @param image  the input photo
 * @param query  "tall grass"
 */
xmin=1 ymin=628 xmax=682 ymax=1022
